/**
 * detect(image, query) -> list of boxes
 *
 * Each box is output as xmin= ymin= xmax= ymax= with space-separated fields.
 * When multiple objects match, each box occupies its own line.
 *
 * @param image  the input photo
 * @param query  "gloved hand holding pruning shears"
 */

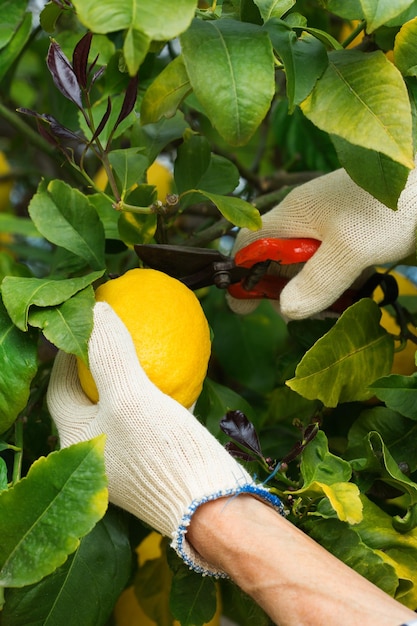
xmin=137 ymin=160 xmax=417 ymax=320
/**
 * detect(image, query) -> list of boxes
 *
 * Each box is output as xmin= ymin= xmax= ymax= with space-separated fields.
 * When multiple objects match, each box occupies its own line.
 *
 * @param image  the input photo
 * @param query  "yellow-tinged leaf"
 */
xmin=287 ymin=299 xmax=394 ymax=407
xmin=319 ymin=482 xmax=363 ymax=524
xmin=0 ymin=436 xmax=108 ymax=587
xmin=301 ymin=49 xmax=414 ymax=169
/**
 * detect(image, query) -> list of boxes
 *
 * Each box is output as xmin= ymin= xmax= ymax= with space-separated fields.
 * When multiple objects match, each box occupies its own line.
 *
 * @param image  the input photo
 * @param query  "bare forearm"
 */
xmin=187 ymin=496 xmax=416 ymax=626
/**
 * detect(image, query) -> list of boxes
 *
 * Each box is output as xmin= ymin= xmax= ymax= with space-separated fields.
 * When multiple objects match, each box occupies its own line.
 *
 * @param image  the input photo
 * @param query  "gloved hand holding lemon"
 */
xmin=47 ymin=270 xmax=284 ymax=578
xmin=76 ymin=268 xmax=211 ymax=409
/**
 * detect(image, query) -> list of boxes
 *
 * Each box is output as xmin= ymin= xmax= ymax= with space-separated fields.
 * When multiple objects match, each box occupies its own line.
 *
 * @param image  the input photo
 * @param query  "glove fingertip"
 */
xmin=226 ymin=293 xmax=260 ymax=315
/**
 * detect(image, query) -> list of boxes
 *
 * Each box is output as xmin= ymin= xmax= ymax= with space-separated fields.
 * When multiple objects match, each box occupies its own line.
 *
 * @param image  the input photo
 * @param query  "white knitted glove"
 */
xmin=47 ymin=302 xmax=284 ymax=577
xmin=228 ymin=164 xmax=417 ymax=319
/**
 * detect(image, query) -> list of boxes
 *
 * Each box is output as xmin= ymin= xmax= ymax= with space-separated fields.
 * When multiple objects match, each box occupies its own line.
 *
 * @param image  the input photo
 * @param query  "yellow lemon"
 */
xmin=92 ymin=164 xmax=109 ymax=192
xmin=114 ymin=531 xmax=221 ymax=626
xmin=146 ymin=159 xmax=173 ymax=202
xmin=77 ymin=268 xmax=211 ymax=408
xmin=0 ymin=151 xmax=12 ymax=211
xmin=376 ymin=270 xmax=417 ymax=376
xmin=338 ymin=20 xmax=364 ymax=48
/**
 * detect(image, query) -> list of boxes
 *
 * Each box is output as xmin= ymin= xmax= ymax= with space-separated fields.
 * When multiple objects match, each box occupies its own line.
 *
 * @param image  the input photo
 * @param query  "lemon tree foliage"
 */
xmin=1 ymin=0 xmax=417 ymax=624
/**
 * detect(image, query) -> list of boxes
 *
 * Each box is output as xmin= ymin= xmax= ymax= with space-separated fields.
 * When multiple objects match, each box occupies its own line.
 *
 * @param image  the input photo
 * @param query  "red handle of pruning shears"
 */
xmin=234 ymin=237 xmax=321 ymax=268
xmin=228 ymin=237 xmax=321 ymax=300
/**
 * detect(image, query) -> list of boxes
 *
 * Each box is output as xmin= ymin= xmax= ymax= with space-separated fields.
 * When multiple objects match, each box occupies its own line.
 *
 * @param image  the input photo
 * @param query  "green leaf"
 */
xmin=1 ymin=271 xmax=104 ymax=331
xmin=175 ymin=135 xmax=240 ymax=206
xmin=181 ymin=19 xmax=275 ymax=146
xmin=347 ymin=406 xmax=417 ymax=472
xmin=118 ymin=211 xmax=157 ymax=245
xmin=202 ymin=291 xmax=288 ymax=395
xmin=72 ymin=0 xmax=198 ymax=40
xmin=266 ymin=385 xmax=320 ymax=424
xmin=195 ymin=378 xmax=259 ymax=437
xmin=363 ymin=432 xmax=417 ymax=503
xmin=359 ymin=0 xmax=415 ymax=33
xmin=265 ymin=21 xmax=328 ymax=111
xmin=123 ymin=26 xmax=150 ymax=75
xmin=124 ymin=183 xmax=158 ymax=208
xmin=0 ymin=0 xmax=28 ymax=49
xmin=88 ymin=194 xmax=120 ymax=240
xmin=287 ymin=299 xmax=394 ymax=407
xmin=0 ymin=458 xmax=8 ymax=492
xmin=354 ymin=493 xmax=417 ymax=601
xmin=378 ymin=548 xmax=417 ymax=606
xmin=302 ymin=517 xmax=399 ymax=596
xmin=357 ymin=494 xmax=417 ymax=551
xmin=0 ymin=437 xmax=108 ymax=587
xmin=170 ymin=561 xmax=217 ymax=626
xmin=298 ymin=431 xmax=352 ymax=486
xmin=39 ymin=1 xmax=64 ymax=33
xmin=393 ymin=503 xmax=417 ymax=533
xmin=174 ymin=133 xmax=211 ymax=196
xmin=0 ymin=252 xmax=31 ymax=283
xmin=1 ymin=508 xmax=132 ymax=626
xmin=369 ymin=373 xmax=417 ymax=419
xmin=301 ymin=49 xmax=414 ymax=170
xmin=141 ymin=56 xmax=192 ymax=124
xmin=134 ymin=537 xmax=173 ymax=626
xmin=302 ymin=26 xmax=343 ymax=50
xmin=185 ymin=190 xmax=262 ymax=230
xmin=136 ymin=113 xmax=188 ymax=164
xmin=0 ymin=12 xmax=32 ymax=84
xmin=108 ymin=148 xmax=149 ymax=195
xmin=330 ymin=137 xmax=410 ymax=209
xmin=28 ymin=287 xmax=95 ymax=363
xmin=394 ymin=17 xmax=417 ymax=77
xmin=254 ymin=0 xmax=295 ymax=21
xmin=325 ymin=0 xmax=364 ymax=20
xmin=0 ymin=214 xmax=40 ymax=239
xmin=28 ymin=180 xmax=105 ymax=270
xmin=198 ymin=155 xmax=240 ymax=195
xmin=0 ymin=300 xmax=38 ymax=435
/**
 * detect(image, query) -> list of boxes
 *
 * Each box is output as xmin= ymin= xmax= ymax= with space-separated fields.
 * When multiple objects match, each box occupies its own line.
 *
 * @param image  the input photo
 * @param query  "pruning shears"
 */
xmin=134 ymin=237 xmax=398 ymax=314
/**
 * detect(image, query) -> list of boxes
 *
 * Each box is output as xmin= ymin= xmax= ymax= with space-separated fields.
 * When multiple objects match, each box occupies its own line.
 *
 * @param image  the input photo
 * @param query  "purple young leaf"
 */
xmin=281 ymin=441 xmax=304 ymax=465
xmin=281 ymin=423 xmax=319 ymax=465
xmin=225 ymin=442 xmax=259 ymax=463
xmin=88 ymin=53 xmax=100 ymax=77
xmin=18 ymin=108 xmax=86 ymax=151
xmin=91 ymin=65 xmax=106 ymax=86
xmin=36 ymin=121 xmax=60 ymax=148
xmin=113 ymin=74 xmax=139 ymax=131
xmin=90 ymin=97 xmax=112 ymax=143
xmin=220 ymin=410 xmax=263 ymax=458
xmin=43 ymin=114 xmax=85 ymax=144
xmin=72 ymin=32 xmax=93 ymax=90
xmin=47 ymin=39 xmax=83 ymax=109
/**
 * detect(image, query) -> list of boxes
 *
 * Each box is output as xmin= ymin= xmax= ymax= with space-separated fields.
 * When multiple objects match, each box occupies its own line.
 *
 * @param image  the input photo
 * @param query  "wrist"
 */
xmin=186 ymin=494 xmax=286 ymax=585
